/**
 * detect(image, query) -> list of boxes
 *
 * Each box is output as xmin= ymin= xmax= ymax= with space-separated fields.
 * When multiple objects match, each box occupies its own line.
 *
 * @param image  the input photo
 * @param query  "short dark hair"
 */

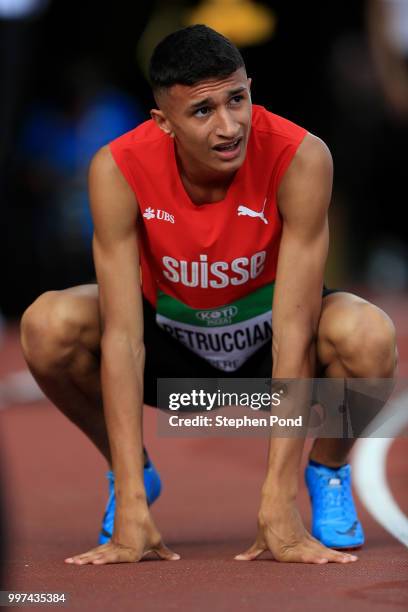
xmin=149 ymin=24 xmax=245 ymax=93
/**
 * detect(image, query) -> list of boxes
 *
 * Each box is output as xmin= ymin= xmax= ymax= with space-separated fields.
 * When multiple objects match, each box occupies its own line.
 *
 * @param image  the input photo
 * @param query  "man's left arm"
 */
xmin=235 ymin=134 xmax=357 ymax=564
xmin=272 ymin=133 xmax=331 ymax=378
xmin=260 ymin=133 xmax=331 ymax=500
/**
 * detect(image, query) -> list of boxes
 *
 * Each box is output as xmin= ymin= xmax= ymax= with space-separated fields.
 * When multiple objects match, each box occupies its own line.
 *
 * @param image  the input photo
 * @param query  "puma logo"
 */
xmin=237 ymin=199 xmax=268 ymax=224
xmin=336 ymin=521 xmax=359 ymax=537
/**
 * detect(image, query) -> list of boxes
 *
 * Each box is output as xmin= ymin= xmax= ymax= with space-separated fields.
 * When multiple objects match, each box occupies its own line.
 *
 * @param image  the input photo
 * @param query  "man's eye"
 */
xmin=230 ymin=95 xmax=244 ymax=104
xmin=195 ymin=106 xmax=210 ymax=117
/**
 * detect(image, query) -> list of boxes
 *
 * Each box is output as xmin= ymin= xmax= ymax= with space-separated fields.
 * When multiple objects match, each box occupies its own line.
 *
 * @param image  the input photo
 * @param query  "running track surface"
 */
xmin=0 ymin=293 xmax=407 ymax=611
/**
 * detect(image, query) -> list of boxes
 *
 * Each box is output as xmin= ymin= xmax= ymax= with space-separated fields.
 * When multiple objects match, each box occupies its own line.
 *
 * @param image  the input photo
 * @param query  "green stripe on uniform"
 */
xmin=157 ymin=282 xmax=275 ymax=327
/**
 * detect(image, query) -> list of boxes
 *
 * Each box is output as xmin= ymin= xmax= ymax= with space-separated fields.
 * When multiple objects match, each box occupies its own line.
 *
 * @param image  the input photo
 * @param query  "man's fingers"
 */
xmin=92 ymin=548 xmax=138 ymax=564
xmin=92 ymin=542 xmax=180 ymax=564
xmin=65 ymin=551 xmax=101 ymax=564
xmin=326 ymin=549 xmax=358 ymax=563
xmin=306 ymin=541 xmax=358 ymax=564
xmin=67 ymin=552 xmax=107 ymax=565
xmin=150 ymin=542 xmax=181 ymax=561
xmin=234 ymin=542 xmax=265 ymax=561
xmin=275 ymin=541 xmax=359 ymax=564
xmin=65 ymin=541 xmax=180 ymax=566
xmin=66 ymin=554 xmax=102 ymax=565
xmin=65 ymin=544 xmax=111 ymax=564
xmin=65 ymin=544 xmax=136 ymax=565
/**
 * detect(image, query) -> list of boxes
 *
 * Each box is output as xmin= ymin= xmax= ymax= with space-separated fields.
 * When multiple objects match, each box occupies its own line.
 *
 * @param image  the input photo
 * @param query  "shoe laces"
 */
xmin=318 ymin=471 xmax=354 ymax=521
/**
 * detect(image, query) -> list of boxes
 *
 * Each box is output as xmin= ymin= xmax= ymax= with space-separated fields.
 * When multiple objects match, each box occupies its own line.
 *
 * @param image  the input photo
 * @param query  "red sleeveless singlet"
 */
xmin=109 ymin=105 xmax=307 ymax=371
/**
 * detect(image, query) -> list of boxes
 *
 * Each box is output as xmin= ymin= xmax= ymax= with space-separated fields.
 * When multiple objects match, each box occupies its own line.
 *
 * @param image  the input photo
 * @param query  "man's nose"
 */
xmin=215 ymin=109 xmax=240 ymax=139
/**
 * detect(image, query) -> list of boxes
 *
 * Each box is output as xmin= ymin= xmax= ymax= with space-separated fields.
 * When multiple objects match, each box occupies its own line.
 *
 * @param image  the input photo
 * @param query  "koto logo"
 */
xmin=196 ymin=305 xmax=239 ymax=326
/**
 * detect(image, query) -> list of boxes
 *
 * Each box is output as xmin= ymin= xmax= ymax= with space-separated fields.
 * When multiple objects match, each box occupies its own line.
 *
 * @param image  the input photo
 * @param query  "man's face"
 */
xmin=152 ymin=68 xmax=252 ymax=175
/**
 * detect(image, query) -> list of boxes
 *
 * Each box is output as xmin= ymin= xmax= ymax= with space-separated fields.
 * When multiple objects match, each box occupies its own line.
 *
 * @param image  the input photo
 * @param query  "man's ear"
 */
xmin=247 ymin=77 xmax=252 ymax=91
xmin=150 ymin=109 xmax=174 ymax=137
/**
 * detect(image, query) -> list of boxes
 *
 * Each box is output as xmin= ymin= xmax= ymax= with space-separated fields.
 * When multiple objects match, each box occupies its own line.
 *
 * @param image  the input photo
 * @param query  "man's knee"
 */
xmin=21 ymin=291 xmax=84 ymax=371
xmin=332 ymin=302 xmax=398 ymax=377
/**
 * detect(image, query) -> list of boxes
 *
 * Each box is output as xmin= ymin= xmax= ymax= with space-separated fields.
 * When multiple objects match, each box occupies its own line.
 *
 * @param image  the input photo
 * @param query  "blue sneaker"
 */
xmin=98 ymin=455 xmax=162 ymax=544
xmin=305 ymin=462 xmax=364 ymax=549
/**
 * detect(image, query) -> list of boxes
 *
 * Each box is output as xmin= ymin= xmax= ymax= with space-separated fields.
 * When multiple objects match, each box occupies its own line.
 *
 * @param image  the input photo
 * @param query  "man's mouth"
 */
xmin=213 ymin=137 xmax=242 ymax=152
xmin=212 ymin=137 xmax=243 ymax=160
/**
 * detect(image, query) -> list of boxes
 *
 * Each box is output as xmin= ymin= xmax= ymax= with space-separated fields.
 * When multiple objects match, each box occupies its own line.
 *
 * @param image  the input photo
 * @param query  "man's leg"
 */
xmin=305 ymin=291 xmax=398 ymax=548
xmin=20 ymin=284 xmax=111 ymax=461
xmin=313 ymin=291 xmax=398 ymax=464
xmin=21 ymin=285 xmax=160 ymax=544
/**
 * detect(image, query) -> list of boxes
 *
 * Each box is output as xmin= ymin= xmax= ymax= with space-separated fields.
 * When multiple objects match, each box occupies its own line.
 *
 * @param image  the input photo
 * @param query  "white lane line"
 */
xmin=353 ymin=390 xmax=408 ymax=547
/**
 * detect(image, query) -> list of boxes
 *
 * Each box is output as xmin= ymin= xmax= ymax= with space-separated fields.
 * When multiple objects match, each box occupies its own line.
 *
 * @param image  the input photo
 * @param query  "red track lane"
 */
xmin=0 ymin=301 xmax=407 ymax=611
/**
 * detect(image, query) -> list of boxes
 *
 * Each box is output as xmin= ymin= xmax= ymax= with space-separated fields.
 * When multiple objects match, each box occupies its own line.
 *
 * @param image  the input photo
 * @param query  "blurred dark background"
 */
xmin=1 ymin=0 xmax=407 ymax=319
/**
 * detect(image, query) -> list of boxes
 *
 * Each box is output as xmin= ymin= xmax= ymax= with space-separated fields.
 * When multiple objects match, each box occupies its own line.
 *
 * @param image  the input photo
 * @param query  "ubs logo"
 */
xmin=143 ymin=207 xmax=175 ymax=223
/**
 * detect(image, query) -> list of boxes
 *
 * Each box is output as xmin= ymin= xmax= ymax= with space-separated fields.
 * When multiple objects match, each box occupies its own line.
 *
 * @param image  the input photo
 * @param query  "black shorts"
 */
xmin=143 ymin=287 xmax=342 ymax=407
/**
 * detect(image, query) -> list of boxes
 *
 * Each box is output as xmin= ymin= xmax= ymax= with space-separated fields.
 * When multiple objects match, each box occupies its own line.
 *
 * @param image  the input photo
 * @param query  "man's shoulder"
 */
xmin=107 ymin=118 xmax=170 ymax=183
xmin=284 ymin=133 xmax=333 ymax=180
xmin=252 ymin=105 xmax=308 ymax=145
xmin=109 ymin=118 xmax=167 ymax=153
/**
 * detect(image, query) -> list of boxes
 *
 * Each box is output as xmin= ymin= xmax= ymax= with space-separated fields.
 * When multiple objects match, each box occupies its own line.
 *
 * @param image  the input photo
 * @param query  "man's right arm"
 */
xmin=89 ymin=145 xmax=146 ymax=506
xmin=64 ymin=145 xmax=180 ymax=564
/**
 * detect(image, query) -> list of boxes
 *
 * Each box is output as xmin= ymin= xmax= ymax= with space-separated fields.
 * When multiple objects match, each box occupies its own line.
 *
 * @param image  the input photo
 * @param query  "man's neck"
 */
xmin=176 ymin=152 xmax=236 ymax=205
xmin=180 ymin=170 xmax=236 ymax=205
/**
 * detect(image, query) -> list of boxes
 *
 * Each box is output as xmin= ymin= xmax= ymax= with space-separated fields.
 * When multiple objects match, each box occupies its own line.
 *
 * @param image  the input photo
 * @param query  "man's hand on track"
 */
xmin=64 ymin=508 xmax=180 ymax=565
xmin=234 ymin=499 xmax=358 ymax=564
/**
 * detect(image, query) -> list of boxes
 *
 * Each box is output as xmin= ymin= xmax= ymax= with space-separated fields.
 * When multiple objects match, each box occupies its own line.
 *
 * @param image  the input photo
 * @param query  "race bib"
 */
xmin=156 ymin=283 xmax=274 ymax=372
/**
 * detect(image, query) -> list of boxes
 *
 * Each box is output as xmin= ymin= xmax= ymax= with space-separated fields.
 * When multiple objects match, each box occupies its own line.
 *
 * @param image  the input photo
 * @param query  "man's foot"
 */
xmin=305 ymin=461 xmax=364 ymax=549
xmin=98 ymin=450 xmax=162 ymax=544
